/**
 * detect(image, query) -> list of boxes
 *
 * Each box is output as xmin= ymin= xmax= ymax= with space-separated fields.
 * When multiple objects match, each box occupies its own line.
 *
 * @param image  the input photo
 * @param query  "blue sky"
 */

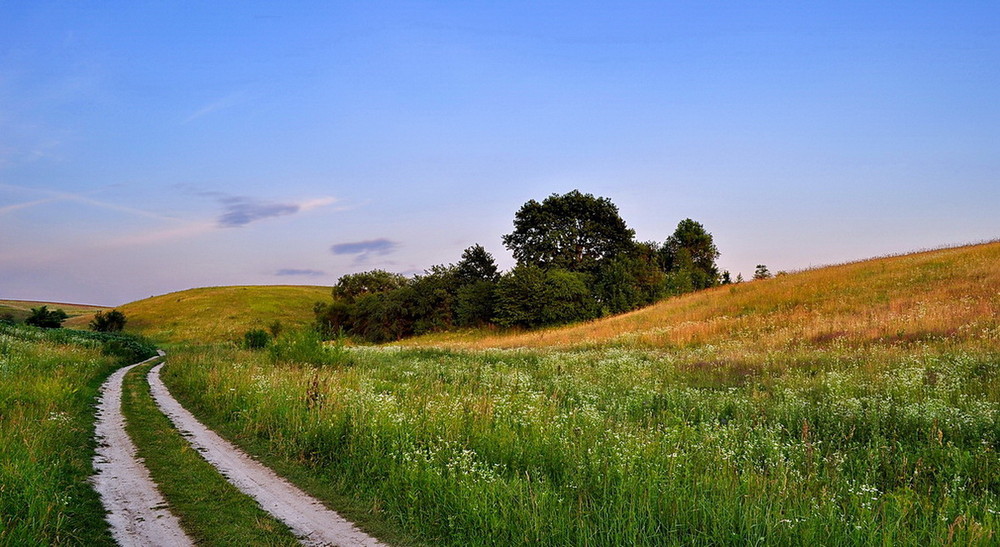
xmin=2 ymin=1 xmax=998 ymax=305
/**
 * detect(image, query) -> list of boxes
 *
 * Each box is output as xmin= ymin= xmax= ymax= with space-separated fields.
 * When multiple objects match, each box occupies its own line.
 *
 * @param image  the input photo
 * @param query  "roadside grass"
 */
xmin=117 ymin=285 xmax=331 ymax=344
xmin=120 ymin=361 xmax=300 ymax=546
xmin=162 ymin=342 xmax=1000 ymax=545
xmin=0 ymin=323 xmax=153 ymax=546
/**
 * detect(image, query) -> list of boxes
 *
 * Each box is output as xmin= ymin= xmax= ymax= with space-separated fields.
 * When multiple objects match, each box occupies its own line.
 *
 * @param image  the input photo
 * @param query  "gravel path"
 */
xmin=91 ymin=352 xmax=194 ymax=547
xmin=148 ymin=362 xmax=384 ymax=547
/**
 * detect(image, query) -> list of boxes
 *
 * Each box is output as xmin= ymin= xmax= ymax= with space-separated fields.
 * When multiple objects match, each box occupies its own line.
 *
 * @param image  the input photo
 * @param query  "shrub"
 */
xmin=24 ymin=306 xmax=68 ymax=329
xmin=90 ymin=309 xmax=127 ymax=332
xmin=268 ymin=329 xmax=345 ymax=366
xmin=243 ymin=329 xmax=271 ymax=350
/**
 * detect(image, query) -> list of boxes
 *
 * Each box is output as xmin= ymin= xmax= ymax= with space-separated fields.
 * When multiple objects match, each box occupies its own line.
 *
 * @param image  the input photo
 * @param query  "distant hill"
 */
xmin=0 ymin=299 xmax=108 ymax=326
xmin=407 ymin=241 xmax=1000 ymax=353
xmin=117 ymin=285 xmax=332 ymax=344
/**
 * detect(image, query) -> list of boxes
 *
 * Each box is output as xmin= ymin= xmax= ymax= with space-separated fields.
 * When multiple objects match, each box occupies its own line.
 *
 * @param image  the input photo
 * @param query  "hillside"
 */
xmin=409 ymin=241 xmax=1000 ymax=353
xmin=117 ymin=285 xmax=331 ymax=344
xmin=0 ymin=299 xmax=108 ymax=326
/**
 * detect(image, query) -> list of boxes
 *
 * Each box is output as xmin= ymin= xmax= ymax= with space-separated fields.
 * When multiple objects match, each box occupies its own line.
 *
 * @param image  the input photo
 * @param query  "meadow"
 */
xmin=154 ymin=243 xmax=1000 ymax=544
xmin=161 ymin=341 xmax=1000 ymax=545
xmin=0 ymin=323 xmax=155 ymax=545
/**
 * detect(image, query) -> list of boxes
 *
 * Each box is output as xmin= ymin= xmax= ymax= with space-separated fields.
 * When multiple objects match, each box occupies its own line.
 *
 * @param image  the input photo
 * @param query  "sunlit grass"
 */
xmin=117 ymin=285 xmax=331 ymax=344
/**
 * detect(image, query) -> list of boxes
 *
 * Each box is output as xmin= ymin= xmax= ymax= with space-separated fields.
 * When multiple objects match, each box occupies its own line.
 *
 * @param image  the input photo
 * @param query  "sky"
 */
xmin=2 ymin=1 xmax=998 ymax=305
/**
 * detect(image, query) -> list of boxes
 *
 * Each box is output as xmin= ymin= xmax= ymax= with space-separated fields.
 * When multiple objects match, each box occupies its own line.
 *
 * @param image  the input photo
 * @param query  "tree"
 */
xmin=25 ymin=306 xmax=68 ymax=329
xmin=455 ymin=244 xmax=500 ymax=284
xmin=502 ymin=190 xmax=635 ymax=273
xmin=754 ymin=264 xmax=772 ymax=280
xmin=332 ymin=269 xmax=409 ymax=303
xmin=494 ymin=265 xmax=599 ymax=328
xmin=90 ymin=309 xmax=127 ymax=332
xmin=660 ymin=219 xmax=721 ymax=290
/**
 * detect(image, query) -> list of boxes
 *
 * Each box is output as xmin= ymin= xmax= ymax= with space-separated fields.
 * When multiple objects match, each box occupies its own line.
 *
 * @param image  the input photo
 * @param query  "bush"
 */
xmin=243 ymin=329 xmax=270 ymax=350
xmin=90 ymin=309 xmax=127 ymax=332
xmin=24 ymin=306 xmax=68 ymax=329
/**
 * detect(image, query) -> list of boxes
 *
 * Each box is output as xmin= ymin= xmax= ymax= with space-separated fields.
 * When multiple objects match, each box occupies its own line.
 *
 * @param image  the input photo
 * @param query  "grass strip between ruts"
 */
xmin=120 ymin=361 xmax=300 ymax=546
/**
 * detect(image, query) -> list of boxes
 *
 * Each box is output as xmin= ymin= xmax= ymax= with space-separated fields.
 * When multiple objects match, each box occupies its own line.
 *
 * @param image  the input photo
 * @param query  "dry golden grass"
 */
xmin=410 ymin=241 xmax=1000 ymax=354
xmin=117 ymin=285 xmax=331 ymax=344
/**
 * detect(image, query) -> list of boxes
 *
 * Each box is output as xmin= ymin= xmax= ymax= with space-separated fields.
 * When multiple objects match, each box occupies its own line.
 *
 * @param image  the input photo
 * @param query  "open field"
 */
xmin=117 ymin=285 xmax=331 ymax=344
xmin=156 ymin=242 xmax=1000 ymax=544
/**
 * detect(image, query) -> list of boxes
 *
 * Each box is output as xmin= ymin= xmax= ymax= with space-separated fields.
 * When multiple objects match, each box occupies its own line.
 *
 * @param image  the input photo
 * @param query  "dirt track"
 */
xmin=90 ymin=353 xmax=194 ymax=547
xmin=148 ymin=363 xmax=384 ymax=546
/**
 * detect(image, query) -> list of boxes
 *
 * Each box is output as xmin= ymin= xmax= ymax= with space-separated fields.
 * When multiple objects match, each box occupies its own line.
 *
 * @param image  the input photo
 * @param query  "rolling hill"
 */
xmin=116 ymin=285 xmax=332 ymax=344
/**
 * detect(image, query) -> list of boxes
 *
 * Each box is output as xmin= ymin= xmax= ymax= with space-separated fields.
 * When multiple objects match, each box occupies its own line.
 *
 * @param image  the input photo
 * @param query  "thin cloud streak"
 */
xmin=275 ymin=268 xmax=326 ymax=277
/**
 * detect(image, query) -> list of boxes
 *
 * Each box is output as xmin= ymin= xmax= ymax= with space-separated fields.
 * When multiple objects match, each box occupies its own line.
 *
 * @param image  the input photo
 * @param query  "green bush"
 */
xmin=243 ymin=329 xmax=271 ymax=350
xmin=268 ymin=329 xmax=346 ymax=366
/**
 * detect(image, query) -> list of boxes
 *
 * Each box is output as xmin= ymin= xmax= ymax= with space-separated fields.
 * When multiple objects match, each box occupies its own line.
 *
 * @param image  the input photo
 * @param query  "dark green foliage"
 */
xmin=660 ymin=218 xmax=721 ymax=290
xmin=0 ymin=312 xmax=14 ymax=325
xmin=455 ymin=244 xmax=500 ymax=284
xmin=333 ymin=270 xmax=409 ymax=303
xmin=754 ymin=264 xmax=772 ymax=280
xmin=494 ymin=266 xmax=599 ymax=328
xmin=502 ymin=190 xmax=635 ymax=273
xmin=456 ymin=281 xmax=497 ymax=327
xmin=313 ymin=195 xmax=725 ymax=341
xmin=24 ymin=306 xmax=68 ymax=329
xmin=243 ymin=329 xmax=270 ymax=350
xmin=89 ymin=309 xmax=127 ymax=332
xmin=593 ymin=242 xmax=668 ymax=315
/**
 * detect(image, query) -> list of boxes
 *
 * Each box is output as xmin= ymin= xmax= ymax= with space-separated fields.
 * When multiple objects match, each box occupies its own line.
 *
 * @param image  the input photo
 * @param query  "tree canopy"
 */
xmin=25 ymin=306 xmax=68 ymax=329
xmin=502 ymin=190 xmax=635 ymax=273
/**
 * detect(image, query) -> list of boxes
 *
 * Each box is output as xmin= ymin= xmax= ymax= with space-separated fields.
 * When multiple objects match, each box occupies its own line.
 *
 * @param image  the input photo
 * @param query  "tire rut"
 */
xmin=147 ymin=362 xmax=384 ymax=547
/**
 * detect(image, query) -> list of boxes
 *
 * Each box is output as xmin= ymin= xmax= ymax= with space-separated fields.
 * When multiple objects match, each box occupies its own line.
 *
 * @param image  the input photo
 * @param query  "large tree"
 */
xmin=502 ymin=190 xmax=635 ymax=273
xmin=660 ymin=218 xmax=721 ymax=290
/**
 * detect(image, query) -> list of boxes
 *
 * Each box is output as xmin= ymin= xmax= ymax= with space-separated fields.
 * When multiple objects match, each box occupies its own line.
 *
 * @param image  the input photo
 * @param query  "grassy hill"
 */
xmin=408 ymin=241 xmax=1000 ymax=354
xmin=117 ymin=285 xmax=331 ymax=344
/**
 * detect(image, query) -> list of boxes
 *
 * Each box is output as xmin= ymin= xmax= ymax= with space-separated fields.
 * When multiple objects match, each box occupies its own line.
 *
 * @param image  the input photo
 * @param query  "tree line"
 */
xmin=315 ymin=190 xmax=731 ymax=343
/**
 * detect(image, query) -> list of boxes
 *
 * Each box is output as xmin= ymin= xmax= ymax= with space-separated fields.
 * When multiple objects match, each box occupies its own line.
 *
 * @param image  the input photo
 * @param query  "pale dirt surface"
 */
xmin=148 ymin=363 xmax=385 ymax=547
xmin=91 ymin=353 xmax=194 ymax=547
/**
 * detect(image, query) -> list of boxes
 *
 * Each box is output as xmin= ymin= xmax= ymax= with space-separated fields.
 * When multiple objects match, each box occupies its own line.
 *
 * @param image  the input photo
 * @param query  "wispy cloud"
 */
xmin=275 ymin=268 xmax=326 ymax=277
xmin=180 ymin=187 xmax=337 ymax=228
xmin=330 ymin=238 xmax=399 ymax=263
xmin=217 ymin=195 xmax=300 ymax=227
xmin=182 ymin=92 xmax=248 ymax=124
xmin=0 ymin=183 xmax=176 ymax=221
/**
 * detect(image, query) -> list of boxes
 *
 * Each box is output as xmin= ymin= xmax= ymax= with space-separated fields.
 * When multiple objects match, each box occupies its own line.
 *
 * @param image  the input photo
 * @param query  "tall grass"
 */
xmin=163 ymin=341 xmax=1000 ymax=544
xmin=0 ymin=324 xmax=154 ymax=545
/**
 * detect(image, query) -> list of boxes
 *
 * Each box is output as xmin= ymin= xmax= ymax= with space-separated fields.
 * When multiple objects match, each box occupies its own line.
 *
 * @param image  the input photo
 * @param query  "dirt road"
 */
xmin=148 ymin=363 xmax=384 ymax=547
xmin=91 ymin=353 xmax=194 ymax=547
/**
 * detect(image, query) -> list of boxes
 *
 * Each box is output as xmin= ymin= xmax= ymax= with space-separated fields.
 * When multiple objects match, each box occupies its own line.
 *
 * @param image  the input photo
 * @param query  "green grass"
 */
xmin=120 ymin=361 xmax=300 ymax=546
xmin=162 ymin=342 xmax=1000 ymax=545
xmin=117 ymin=285 xmax=331 ymax=344
xmin=0 ymin=323 xmax=122 ymax=546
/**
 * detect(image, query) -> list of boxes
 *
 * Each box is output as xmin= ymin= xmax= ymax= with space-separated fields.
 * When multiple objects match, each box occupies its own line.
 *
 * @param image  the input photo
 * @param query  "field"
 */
xmin=155 ymin=242 xmax=1000 ymax=544
xmin=116 ymin=285 xmax=331 ymax=344
xmin=0 ymin=324 xmax=155 ymax=545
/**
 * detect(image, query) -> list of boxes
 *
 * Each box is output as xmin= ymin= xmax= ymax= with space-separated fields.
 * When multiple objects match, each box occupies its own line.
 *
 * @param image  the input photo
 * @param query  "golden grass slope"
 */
xmin=413 ymin=241 xmax=1000 ymax=353
xmin=118 ymin=285 xmax=331 ymax=344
